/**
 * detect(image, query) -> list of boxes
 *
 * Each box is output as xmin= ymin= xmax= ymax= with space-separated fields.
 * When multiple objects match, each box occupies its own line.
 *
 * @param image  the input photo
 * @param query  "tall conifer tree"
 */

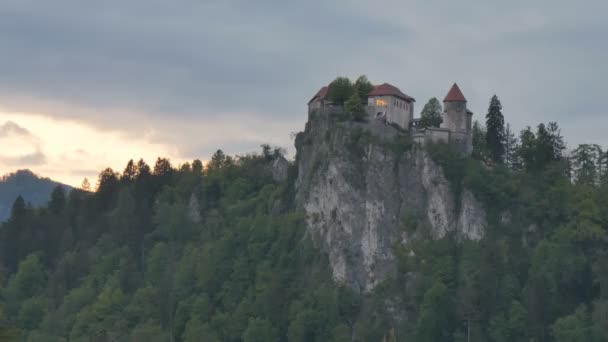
xmin=485 ymin=95 xmax=506 ymax=163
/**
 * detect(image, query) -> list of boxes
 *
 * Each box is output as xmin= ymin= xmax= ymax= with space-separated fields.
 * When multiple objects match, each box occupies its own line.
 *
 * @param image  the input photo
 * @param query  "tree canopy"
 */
xmin=485 ymin=95 xmax=506 ymax=163
xmin=419 ymin=98 xmax=443 ymax=128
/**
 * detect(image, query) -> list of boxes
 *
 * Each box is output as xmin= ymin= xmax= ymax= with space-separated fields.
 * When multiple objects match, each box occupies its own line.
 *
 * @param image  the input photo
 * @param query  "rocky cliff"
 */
xmin=294 ymin=110 xmax=486 ymax=292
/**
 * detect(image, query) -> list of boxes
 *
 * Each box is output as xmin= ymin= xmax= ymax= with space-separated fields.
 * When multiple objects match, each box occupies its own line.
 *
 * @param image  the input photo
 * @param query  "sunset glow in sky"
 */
xmin=0 ymin=109 xmax=182 ymax=186
xmin=0 ymin=0 xmax=607 ymax=186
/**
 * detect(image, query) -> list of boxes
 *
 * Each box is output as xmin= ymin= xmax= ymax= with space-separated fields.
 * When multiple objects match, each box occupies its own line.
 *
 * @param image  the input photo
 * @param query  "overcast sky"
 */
xmin=0 ymin=0 xmax=606 ymax=186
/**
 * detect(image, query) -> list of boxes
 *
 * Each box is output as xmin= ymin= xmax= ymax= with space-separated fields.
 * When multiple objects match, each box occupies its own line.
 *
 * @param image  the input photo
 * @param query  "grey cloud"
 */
xmin=0 ymin=121 xmax=31 ymax=138
xmin=0 ymin=0 xmax=607 ymax=153
xmin=0 ymin=1 xmax=404 ymax=122
xmin=0 ymin=150 xmax=46 ymax=166
xmin=0 ymin=121 xmax=46 ymax=166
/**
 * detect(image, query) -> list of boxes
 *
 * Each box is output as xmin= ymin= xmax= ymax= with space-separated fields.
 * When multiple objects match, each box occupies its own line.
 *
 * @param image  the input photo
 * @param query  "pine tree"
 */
xmin=504 ymin=124 xmax=520 ymax=169
xmin=517 ymin=127 xmax=536 ymax=172
xmin=571 ymin=144 xmax=601 ymax=186
xmin=547 ymin=122 xmax=566 ymax=161
xmin=472 ymin=121 xmax=488 ymax=160
xmin=136 ymin=159 xmax=151 ymax=178
xmin=419 ymin=98 xmax=443 ymax=128
xmin=485 ymin=95 xmax=506 ymax=163
xmin=122 ymin=159 xmax=137 ymax=183
xmin=81 ymin=178 xmax=91 ymax=191
xmin=49 ymin=186 xmax=66 ymax=215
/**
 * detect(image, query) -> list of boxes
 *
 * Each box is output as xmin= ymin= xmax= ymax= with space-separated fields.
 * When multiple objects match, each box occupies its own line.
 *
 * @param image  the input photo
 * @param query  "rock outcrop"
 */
xmin=295 ymin=110 xmax=486 ymax=292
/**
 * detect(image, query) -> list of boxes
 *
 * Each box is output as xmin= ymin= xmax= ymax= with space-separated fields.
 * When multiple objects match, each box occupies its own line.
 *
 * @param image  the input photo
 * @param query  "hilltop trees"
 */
xmin=327 ymin=77 xmax=354 ymax=105
xmin=354 ymin=75 xmax=374 ymax=100
xmin=503 ymin=123 xmax=520 ymax=169
xmin=328 ymin=75 xmax=375 ymax=121
xmin=419 ymin=98 xmax=443 ymax=128
xmin=471 ymin=121 xmax=488 ymax=160
xmin=517 ymin=123 xmax=566 ymax=172
xmin=345 ymin=93 xmax=366 ymax=121
xmin=485 ymin=95 xmax=506 ymax=163
xmin=328 ymin=75 xmax=375 ymax=105
xmin=571 ymin=144 xmax=602 ymax=186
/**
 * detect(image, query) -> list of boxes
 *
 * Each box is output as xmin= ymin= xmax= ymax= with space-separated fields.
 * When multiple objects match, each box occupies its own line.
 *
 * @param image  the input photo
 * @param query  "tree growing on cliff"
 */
xmin=485 ymin=95 xmax=506 ymax=164
xmin=327 ymin=77 xmax=354 ymax=105
xmin=354 ymin=75 xmax=374 ymax=101
xmin=345 ymin=93 xmax=366 ymax=122
xmin=472 ymin=121 xmax=488 ymax=160
xmin=419 ymin=98 xmax=443 ymax=128
xmin=571 ymin=144 xmax=602 ymax=186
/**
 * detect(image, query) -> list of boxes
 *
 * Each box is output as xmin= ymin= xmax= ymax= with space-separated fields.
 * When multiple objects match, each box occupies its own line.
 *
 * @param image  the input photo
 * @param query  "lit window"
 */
xmin=375 ymin=99 xmax=388 ymax=106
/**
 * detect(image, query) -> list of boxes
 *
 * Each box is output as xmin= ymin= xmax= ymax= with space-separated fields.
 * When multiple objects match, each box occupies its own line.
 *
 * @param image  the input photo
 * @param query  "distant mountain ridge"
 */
xmin=0 ymin=170 xmax=72 ymax=221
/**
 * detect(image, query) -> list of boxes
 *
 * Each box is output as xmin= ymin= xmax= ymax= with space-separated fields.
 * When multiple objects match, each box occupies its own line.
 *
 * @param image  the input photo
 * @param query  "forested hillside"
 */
xmin=0 ymin=149 xmax=364 ymax=341
xmin=0 ymin=170 xmax=71 ymax=222
xmin=1 ymin=101 xmax=608 ymax=341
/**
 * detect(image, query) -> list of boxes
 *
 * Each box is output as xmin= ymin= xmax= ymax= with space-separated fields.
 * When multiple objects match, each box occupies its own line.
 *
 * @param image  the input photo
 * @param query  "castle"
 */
xmin=308 ymin=82 xmax=473 ymax=154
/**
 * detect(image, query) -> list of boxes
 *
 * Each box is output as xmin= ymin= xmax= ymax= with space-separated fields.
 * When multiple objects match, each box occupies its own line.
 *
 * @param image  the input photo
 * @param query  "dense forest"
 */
xmin=1 ymin=90 xmax=608 ymax=341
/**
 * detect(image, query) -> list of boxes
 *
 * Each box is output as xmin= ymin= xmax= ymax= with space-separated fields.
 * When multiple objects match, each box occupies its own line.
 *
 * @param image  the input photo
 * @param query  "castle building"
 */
xmin=307 ymin=86 xmax=330 ymax=111
xmin=367 ymin=83 xmax=415 ymax=128
xmin=441 ymin=83 xmax=473 ymax=153
xmin=308 ymin=81 xmax=473 ymax=154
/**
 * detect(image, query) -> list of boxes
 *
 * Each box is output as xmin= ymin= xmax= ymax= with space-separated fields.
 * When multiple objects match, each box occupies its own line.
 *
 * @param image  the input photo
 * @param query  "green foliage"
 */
xmin=419 ymin=97 xmax=443 ymax=128
xmin=327 ymin=77 xmax=354 ymax=105
xmin=5 ymin=254 xmax=46 ymax=301
xmin=504 ymin=123 xmax=520 ymax=169
xmin=242 ymin=317 xmax=278 ymax=342
xmin=519 ymin=122 xmax=566 ymax=172
xmin=346 ymin=127 xmax=372 ymax=160
xmin=592 ymin=300 xmax=608 ymax=341
xmin=471 ymin=120 xmax=488 ymax=160
xmin=552 ymin=305 xmax=593 ymax=342
xmin=354 ymin=75 xmax=374 ymax=100
xmin=486 ymin=95 xmax=506 ymax=163
xmin=416 ymin=280 xmax=453 ymax=342
xmin=420 ymin=125 xmax=608 ymax=341
xmin=571 ymin=144 xmax=603 ymax=185
xmin=329 ymin=75 xmax=373 ymax=117
xmin=17 ymin=297 xmax=47 ymax=330
xmin=0 ymin=147 xmax=358 ymax=341
xmin=0 ymin=327 xmax=16 ymax=342
xmin=345 ymin=92 xmax=366 ymax=122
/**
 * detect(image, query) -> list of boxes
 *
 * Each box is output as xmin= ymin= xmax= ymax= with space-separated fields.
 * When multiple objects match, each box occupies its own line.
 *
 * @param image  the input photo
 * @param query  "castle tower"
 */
xmin=441 ymin=83 xmax=473 ymax=154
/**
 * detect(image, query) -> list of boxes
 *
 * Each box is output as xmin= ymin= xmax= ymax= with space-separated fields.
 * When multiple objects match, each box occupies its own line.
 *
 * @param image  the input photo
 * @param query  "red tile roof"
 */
xmin=308 ymin=86 xmax=329 ymax=104
xmin=444 ymin=83 xmax=467 ymax=102
xmin=368 ymin=83 xmax=415 ymax=102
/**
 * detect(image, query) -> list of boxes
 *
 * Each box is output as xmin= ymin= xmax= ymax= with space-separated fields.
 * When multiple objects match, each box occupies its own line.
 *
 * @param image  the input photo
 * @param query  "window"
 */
xmin=375 ymin=98 xmax=388 ymax=106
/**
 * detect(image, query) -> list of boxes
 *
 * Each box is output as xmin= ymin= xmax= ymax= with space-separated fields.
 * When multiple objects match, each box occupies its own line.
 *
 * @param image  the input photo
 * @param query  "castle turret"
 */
xmin=441 ymin=83 xmax=473 ymax=154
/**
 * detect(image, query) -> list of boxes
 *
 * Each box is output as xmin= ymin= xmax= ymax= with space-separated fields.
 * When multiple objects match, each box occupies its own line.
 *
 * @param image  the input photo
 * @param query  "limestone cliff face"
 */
xmin=295 ymin=111 xmax=486 ymax=292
